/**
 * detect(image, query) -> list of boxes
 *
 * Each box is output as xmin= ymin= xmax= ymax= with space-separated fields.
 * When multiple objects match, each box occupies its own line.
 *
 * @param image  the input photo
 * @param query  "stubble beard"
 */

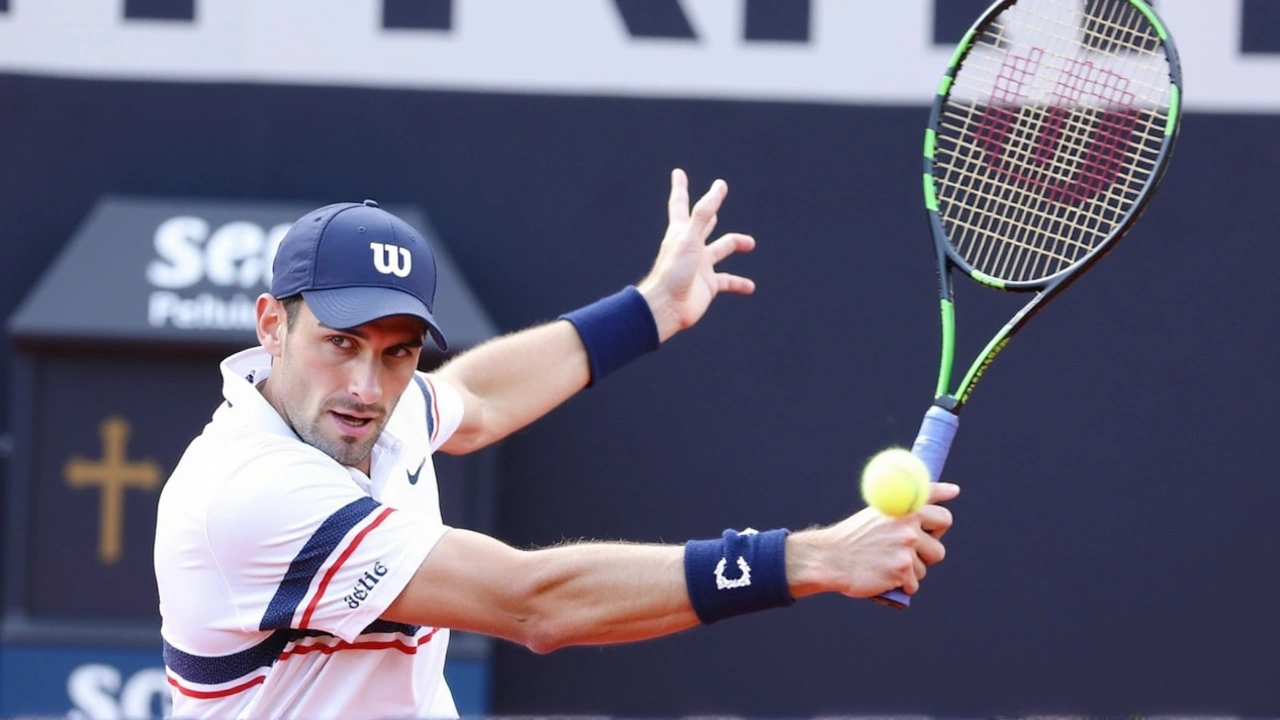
xmin=295 ymin=411 xmax=381 ymax=468
xmin=280 ymin=386 xmax=386 ymax=468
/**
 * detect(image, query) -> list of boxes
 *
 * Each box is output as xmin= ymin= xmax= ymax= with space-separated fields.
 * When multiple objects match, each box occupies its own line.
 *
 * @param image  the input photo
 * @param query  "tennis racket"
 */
xmin=875 ymin=0 xmax=1182 ymax=609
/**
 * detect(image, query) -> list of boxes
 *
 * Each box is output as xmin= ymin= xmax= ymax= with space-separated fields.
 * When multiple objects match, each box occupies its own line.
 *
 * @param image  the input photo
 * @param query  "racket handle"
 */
xmin=871 ymin=404 xmax=959 ymax=610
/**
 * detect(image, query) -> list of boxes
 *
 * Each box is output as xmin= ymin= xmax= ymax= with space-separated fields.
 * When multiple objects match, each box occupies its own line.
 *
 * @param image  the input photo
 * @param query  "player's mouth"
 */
xmin=330 ymin=411 xmax=378 ymax=436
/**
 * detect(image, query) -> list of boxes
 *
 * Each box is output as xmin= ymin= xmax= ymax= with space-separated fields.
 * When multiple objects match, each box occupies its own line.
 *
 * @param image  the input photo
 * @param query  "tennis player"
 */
xmin=154 ymin=169 xmax=959 ymax=719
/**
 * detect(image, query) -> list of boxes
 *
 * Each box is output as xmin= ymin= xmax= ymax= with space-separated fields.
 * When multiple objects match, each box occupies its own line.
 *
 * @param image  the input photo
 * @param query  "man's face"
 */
xmin=268 ymin=300 xmax=425 ymax=470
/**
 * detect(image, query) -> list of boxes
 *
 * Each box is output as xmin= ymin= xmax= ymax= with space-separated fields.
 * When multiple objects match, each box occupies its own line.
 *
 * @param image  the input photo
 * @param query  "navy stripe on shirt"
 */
xmin=412 ymin=375 xmax=436 ymax=439
xmin=163 ymin=629 xmax=292 ymax=685
xmin=259 ymin=496 xmax=381 ymax=631
xmin=290 ymin=619 xmax=421 ymax=640
xmin=164 ymin=622 xmax=420 ymax=685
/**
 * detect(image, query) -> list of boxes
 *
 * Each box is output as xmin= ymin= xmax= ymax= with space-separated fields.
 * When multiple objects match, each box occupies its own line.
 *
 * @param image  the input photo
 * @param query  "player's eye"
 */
xmin=327 ymin=335 xmax=354 ymax=349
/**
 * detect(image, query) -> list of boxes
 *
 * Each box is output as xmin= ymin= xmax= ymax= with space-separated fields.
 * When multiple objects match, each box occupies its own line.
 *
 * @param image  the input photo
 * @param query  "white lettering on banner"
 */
xmin=206 ymin=221 xmax=274 ymax=288
xmin=0 ymin=1 xmax=1271 ymax=113
xmin=67 ymin=664 xmax=171 ymax=720
xmin=145 ymin=217 xmax=207 ymax=290
xmin=147 ymin=291 xmax=257 ymax=330
xmin=146 ymin=218 xmax=290 ymax=291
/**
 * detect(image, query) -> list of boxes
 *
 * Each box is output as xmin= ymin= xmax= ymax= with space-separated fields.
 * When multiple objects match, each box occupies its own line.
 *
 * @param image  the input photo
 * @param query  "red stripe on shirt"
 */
xmin=282 ymin=638 xmax=417 ymax=658
xmin=167 ymin=672 xmax=265 ymax=699
xmin=297 ymin=507 xmax=395 ymax=629
xmin=280 ymin=628 xmax=439 ymax=660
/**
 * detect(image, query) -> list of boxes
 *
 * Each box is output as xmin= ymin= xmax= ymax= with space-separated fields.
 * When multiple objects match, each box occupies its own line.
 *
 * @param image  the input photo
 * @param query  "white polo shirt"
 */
xmin=154 ymin=347 xmax=465 ymax=720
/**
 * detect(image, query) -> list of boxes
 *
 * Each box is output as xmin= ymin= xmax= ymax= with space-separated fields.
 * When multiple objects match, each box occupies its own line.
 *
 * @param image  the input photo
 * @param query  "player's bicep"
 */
xmin=381 ymin=528 xmax=532 ymax=645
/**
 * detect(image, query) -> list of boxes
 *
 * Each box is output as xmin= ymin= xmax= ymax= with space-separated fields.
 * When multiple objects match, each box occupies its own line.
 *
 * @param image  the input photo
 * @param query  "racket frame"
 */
xmin=922 ymin=0 xmax=1183 ymax=412
xmin=874 ymin=0 xmax=1183 ymax=609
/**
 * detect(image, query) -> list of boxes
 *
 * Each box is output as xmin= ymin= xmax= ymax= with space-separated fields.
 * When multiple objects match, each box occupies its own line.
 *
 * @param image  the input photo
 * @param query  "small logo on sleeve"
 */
xmin=343 ymin=561 xmax=390 ymax=609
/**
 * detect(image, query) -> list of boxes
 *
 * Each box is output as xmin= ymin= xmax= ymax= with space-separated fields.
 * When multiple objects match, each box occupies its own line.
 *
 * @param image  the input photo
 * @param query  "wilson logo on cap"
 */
xmin=370 ymin=242 xmax=412 ymax=278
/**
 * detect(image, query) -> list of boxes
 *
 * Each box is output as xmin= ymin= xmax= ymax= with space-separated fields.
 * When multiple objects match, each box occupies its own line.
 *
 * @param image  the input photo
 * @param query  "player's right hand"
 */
xmin=788 ymin=482 xmax=958 ymax=599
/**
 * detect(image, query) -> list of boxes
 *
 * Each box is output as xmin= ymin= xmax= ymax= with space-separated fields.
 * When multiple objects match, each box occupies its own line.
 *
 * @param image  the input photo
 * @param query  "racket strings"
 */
xmin=949 ymin=11 xmax=1164 ymax=281
xmin=932 ymin=0 xmax=1172 ymax=284
xmin=939 ymin=105 xmax=1160 ymax=275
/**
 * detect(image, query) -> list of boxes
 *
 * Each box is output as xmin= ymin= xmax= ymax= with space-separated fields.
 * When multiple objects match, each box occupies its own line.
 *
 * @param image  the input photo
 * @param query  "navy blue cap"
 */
xmin=271 ymin=200 xmax=448 ymax=351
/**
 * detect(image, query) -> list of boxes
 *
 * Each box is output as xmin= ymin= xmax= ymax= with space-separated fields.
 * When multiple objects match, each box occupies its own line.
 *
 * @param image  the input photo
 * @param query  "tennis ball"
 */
xmin=860 ymin=447 xmax=931 ymax=517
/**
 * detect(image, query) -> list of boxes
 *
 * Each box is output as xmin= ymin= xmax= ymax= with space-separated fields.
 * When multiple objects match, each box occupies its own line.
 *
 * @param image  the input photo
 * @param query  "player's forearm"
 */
xmin=522 ymin=532 xmax=839 ymax=649
xmin=435 ymin=320 xmax=590 ymax=451
xmin=515 ymin=542 xmax=701 ymax=651
xmin=519 ymin=526 xmax=854 ymax=649
xmin=388 ymin=528 xmax=841 ymax=654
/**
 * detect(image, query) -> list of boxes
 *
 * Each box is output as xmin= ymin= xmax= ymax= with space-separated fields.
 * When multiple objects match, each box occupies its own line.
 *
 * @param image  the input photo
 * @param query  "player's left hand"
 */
xmin=637 ymin=168 xmax=756 ymax=342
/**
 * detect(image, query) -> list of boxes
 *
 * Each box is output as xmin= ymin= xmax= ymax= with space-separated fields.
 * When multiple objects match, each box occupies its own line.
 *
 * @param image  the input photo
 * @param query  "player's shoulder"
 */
xmin=194 ymin=412 xmax=315 ymax=463
xmin=167 ymin=417 xmax=343 ymax=500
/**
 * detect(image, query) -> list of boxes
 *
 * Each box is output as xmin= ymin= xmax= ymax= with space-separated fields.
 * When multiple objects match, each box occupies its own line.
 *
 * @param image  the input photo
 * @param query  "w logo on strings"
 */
xmin=973 ymin=47 xmax=1139 ymax=206
xmin=370 ymin=242 xmax=412 ymax=277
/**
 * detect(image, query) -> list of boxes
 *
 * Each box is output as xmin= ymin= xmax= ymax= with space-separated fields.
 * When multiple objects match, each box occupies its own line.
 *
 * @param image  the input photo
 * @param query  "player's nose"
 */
xmin=346 ymin=360 xmax=384 ymax=404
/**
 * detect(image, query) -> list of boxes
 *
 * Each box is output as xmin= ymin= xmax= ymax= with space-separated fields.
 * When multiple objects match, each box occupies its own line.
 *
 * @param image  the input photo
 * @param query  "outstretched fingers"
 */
xmin=707 ymin=233 xmax=757 ymax=296
xmin=715 ymin=273 xmax=756 ymax=296
xmin=643 ymin=168 xmax=754 ymax=340
xmin=707 ymin=232 xmax=756 ymax=264
xmin=668 ymin=170 xmax=728 ymax=243
xmin=687 ymin=178 xmax=727 ymax=240
xmin=668 ymin=168 xmax=690 ymax=225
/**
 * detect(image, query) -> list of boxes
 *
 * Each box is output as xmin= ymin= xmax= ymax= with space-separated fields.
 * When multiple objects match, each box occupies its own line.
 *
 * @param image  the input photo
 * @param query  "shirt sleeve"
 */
xmin=204 ymin=444 xmax=446 ymax=643
xmin=414 ymin=372 xmax=464 ymax=452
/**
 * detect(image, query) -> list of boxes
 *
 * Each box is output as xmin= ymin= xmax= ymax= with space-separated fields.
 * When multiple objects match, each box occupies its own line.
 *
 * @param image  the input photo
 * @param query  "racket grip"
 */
xmin=871 ymin=404 xmax=959 ymax=610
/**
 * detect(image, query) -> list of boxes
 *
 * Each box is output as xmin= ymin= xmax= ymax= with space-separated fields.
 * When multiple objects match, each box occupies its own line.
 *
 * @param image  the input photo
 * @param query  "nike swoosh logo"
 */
xmin=407 ymin=458 xmax=426 ymax=485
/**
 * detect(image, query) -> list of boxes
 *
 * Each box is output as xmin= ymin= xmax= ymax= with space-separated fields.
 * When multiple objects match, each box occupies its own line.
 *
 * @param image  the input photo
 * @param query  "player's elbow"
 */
xmin=520 ymin=624 xmax=568 ymax=655
xmin=501 ymin=598 xmax=577 ymax=655
xmin=499 ymin=559 xmax=585 ymax=654
xmin=500 ymin=606 xmax=573 ymax=655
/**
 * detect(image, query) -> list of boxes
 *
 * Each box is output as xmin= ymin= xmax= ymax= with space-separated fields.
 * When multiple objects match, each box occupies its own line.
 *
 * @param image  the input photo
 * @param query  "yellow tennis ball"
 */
xmin=860 ymin=447 xmax=931 ymax=517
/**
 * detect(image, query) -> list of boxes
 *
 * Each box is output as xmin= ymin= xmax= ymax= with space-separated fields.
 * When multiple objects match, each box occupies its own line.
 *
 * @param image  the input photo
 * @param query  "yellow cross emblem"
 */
xmin=64 ymin=416 xmax=162 ymax=564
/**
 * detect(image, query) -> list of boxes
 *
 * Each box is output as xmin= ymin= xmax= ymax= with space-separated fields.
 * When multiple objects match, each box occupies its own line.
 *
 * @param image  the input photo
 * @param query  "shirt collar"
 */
xmin=219 ymin=347 xmax=298 ymax=439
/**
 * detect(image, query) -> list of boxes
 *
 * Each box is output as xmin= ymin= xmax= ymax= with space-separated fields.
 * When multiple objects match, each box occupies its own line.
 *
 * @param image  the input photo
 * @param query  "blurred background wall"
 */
xmin=1 ymin=1 xmax=1278 ymax=717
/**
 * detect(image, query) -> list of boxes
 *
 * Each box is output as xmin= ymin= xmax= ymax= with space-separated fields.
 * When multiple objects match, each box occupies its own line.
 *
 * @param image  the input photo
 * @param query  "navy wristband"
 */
xmin=559 ymin=286 xmax=660 ymax=387
xmin=684 ymin=528 xmax=795 ymax=625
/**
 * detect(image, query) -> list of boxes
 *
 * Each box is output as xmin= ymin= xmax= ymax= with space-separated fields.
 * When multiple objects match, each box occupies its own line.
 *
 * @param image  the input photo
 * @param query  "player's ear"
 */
xmin=257 ymin=294 xmax=286 ymax=357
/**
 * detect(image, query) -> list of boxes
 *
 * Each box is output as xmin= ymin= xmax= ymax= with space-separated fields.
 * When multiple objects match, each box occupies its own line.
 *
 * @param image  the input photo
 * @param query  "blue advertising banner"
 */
xmin=0 ymin=645 xmax=168 ymax=719
xmin=0 ymin=644 xmax=489 ymax=718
